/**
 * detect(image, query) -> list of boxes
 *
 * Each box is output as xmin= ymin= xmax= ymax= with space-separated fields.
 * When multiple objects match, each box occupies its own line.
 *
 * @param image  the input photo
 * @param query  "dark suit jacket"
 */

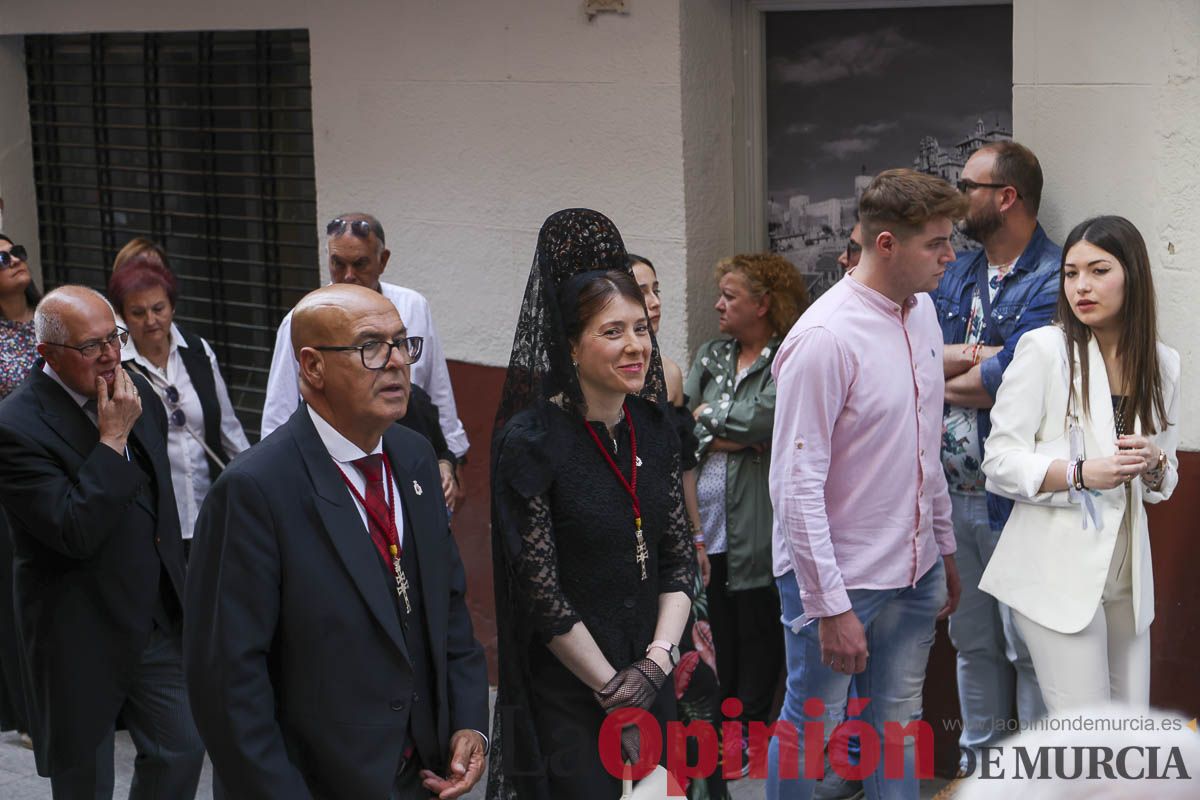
xmin=184 ymin=405 xmax=488 ymax=800
xmin=0 ymin=366 xmax=185 ymax=775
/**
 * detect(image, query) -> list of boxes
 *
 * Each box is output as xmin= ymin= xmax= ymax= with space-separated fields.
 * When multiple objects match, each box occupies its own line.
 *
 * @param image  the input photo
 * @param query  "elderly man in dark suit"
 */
xmin=185 ymin=283 xmax=489 ymax=799
xmin=0 ymin=285 xmax=203 ymax=799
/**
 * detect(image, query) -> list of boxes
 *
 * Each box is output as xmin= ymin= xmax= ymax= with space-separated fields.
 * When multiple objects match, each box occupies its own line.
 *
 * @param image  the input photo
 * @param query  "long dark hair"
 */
xmin=1056 ymin=215 xmax=1167 ymax=434
xmin=0 ymin=233 xmax=42 ymax=318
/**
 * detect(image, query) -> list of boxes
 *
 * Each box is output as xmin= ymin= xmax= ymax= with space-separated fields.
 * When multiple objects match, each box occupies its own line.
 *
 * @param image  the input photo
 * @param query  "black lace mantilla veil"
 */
xmin=487 ymin=209 xmax=669 ymax=800
xmin=492 ymin=208 xmax=667 ymax=432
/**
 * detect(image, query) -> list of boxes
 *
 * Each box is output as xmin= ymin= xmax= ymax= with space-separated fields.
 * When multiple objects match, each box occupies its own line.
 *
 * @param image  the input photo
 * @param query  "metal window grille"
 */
xmin=25 ymin=30 xmax=319 ymax=440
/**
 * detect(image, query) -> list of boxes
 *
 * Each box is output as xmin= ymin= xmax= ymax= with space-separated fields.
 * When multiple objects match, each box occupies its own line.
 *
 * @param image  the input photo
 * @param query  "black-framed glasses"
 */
xmin=957 ymin=178 xmax=1020 ymax=198
xmin=314 ymin=336 xmax=423 ymax=370
xmin=43 ymin=327 xmax=128 ymax=360
xmin=0 ymin=244 xmax=28 ymax=268
xmin=326 ymin=217 xmax=375 ymax=240
xmin=845 ymin=239 xmax=863 ymax=258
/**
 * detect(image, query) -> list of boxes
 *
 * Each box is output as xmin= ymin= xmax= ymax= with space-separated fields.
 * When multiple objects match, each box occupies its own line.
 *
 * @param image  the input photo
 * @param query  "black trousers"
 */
xmin=706 ymin=553 xmax=784 ymax=723
xmin=49 ymin=627 xmax=204 ymax=800
xmin=390 ymin=751 xmax=425 ymax=800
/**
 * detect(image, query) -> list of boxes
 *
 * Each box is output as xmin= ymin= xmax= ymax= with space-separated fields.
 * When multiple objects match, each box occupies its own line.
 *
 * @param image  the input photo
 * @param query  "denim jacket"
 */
xmin=931 ymin=223 xmax=1061 ymax=529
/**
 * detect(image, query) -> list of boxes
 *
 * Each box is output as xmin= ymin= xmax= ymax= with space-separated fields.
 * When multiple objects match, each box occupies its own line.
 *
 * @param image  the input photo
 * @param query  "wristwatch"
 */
xmin=646 ymin=640 xmax=680 ymax=667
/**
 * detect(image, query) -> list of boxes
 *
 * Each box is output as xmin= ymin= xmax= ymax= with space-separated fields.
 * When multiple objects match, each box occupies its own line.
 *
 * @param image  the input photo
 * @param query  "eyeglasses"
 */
xmin=845 ymin=239 xmax=863 ymax=258
xmin=42 ymin=327 xmax=128 ymax=360
xmin=314 ymin=336 xmax=423 ymax=370
xmin=0 ymin=245 xmax=28 ymax=268
xmin=326 ymin=218 xmax=375 ymax=240
xmin=957 ymin=179 xmax=1021 ymax=198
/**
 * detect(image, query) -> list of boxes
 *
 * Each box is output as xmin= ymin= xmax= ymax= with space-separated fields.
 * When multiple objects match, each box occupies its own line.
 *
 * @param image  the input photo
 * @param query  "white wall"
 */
xmin=0 ymin=0 xmax=736 ymax=369
xmin=0 ymin=37 xmax=40 ymax=284
xmin=680 ymin=0 xmax=735 ymax=353
xmin=1013 ymin=0 xmax=1200 ymax=447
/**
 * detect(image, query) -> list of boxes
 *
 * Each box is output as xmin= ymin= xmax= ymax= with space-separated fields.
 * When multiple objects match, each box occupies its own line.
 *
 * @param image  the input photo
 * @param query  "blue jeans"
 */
xmin=766 ymin=561 xmax=946 ymax=800
xmin=947 ymin=493 xmax=1044 ymax=771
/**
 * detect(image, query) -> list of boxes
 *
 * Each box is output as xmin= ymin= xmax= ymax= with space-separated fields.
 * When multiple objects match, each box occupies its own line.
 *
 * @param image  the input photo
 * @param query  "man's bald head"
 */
xmin=35 ymin=285 xmax=116 ymax=345
xmin=291 ymin=284 xmax=411 ymax=450
xmin=34 ymin=285 xmax=123 ymax=398
xmin=291 ymin=283 xmax=395 ymax=354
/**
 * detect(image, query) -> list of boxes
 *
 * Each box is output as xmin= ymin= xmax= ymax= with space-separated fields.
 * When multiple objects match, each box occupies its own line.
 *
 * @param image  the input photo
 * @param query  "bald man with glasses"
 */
xmin=0 ymin=285 xmax=202 ymax=799
xmin=186 ymin=283 xmax=488 ymax=799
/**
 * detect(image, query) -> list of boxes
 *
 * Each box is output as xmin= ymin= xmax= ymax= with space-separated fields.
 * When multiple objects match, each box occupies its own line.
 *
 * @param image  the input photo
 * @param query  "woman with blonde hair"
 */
xmin=686 ymin=253 xmax=809 ymax=737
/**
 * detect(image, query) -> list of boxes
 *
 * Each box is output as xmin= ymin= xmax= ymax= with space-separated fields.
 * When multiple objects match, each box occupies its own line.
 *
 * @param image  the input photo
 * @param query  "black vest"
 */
xmin=126 ymin=329 xmax=227 ymax=483
xmin=381 ymin=494 xmax=440 ymax=770
xmin=175 ymin=330 xmax=226 ymax=483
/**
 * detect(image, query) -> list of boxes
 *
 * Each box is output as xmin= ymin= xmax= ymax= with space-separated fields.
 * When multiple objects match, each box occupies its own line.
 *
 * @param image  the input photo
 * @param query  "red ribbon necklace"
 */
xmin=582 ymin=403 xmax=649 ymax=581
xmin=337 ymin=459 xmax=413 ymax=614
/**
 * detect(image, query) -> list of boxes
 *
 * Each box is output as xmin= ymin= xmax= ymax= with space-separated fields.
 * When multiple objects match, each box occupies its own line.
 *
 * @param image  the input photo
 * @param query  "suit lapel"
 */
xmin=385 ymin=431 xmax=447 ymax=644
xmin=31 ymin=371 xmax=100 ymax=463
xmin=293 ymin=408 xmax=411 ymax=663
xmin=127 ymin=414 xmax=165 ymax=517
xmin=1083 ymin=336 xmax=1116 ymax=457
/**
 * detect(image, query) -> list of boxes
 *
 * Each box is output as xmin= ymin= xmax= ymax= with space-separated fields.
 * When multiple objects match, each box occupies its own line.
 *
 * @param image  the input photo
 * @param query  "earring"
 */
xmin=572 ymin=359 xmax=578 ymax=367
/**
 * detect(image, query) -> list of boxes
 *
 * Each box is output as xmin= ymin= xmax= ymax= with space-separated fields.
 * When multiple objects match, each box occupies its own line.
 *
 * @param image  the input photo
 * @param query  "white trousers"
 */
xmin=1011 ymin=519 xmax=1150 ymax=714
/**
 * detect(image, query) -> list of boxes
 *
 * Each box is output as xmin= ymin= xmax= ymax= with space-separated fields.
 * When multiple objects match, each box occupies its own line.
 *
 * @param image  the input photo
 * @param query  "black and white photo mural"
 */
xmin=766 ymin=4 xmax=1013 ymax=298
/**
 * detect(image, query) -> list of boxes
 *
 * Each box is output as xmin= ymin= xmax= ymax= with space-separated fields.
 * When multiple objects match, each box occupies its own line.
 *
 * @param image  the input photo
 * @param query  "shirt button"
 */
xmin=919 ymin=449 xmax=925 ymax=458
xmin=390 ymin=698 xmax=407 ymax=711
xmin=795 ymin=441 xmax=804 ymax=450
xmin=623 ymin=597 xmax=637 ymax=609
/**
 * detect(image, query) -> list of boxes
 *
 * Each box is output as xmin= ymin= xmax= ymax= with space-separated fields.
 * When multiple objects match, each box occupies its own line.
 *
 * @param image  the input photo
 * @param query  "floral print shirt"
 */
xmin=942 ymin=265 xmax=1011 ymax=493
xmin=0 ymin=318 xmax=38 ymax=400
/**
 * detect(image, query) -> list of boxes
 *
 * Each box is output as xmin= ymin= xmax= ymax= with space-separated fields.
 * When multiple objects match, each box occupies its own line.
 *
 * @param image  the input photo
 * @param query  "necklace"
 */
xmin=1114 ymin=396 xmax=1130 ymax=438
xmin=337 ymin=459 xmax=413 ymax=615
xmin=582 ymin=403 xmax=649 ymax=581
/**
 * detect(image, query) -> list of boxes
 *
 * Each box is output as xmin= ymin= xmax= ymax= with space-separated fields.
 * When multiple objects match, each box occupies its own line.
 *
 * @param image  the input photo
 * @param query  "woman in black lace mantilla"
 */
xmin=487 ymin=209 xmax=696 ymax=799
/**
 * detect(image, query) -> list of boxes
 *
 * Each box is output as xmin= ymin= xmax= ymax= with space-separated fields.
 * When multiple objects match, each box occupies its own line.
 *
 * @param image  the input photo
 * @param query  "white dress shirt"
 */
xmin=120 ymin=324 xmax=251 ymax=539
xmin=306 ymin=405 xmax=405 ymax=549
xmin=260 ymin=281 xmax=468 ymax=457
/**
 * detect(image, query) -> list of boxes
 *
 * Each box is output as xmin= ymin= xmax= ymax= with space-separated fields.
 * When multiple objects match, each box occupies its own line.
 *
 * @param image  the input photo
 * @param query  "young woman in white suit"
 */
xmin=979 ymin=215 xmax=1180 ymax=713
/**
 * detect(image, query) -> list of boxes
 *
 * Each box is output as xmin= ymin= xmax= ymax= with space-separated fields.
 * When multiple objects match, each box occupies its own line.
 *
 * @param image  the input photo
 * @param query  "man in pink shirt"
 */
xmin=766 ymin=169 xmax=964 ymax=800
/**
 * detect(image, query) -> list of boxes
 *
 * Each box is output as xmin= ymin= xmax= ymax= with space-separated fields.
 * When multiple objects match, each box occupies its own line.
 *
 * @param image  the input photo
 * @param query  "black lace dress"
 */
xmin=489 ymin=395 xmax=696 ymax=800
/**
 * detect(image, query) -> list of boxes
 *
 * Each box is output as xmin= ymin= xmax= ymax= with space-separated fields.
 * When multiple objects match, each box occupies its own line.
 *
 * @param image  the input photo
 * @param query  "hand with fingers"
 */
xmin=419 ymin=729 xmax=487 ymax=799
xmin=96 ymin=369 xmax=142 ymax=455
xmin=1116 ymin=434 xmax=1162 ymax=476
xmin=819 ymin=610 xmax=869 ymax=675
xmin=593 ymin=658 xmax=668 ymax=763
xmin=1081 ymin=453 xmax=1147 ymax=490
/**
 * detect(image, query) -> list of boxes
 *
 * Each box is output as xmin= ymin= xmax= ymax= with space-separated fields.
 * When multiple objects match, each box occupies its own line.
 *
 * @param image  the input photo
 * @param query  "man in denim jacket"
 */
xmin=932 ymin=140 xmax=1059 ymax=776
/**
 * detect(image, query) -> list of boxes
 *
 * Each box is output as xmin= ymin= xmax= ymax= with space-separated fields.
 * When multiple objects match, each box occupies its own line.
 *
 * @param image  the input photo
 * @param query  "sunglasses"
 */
xmin=162 ymin=384 xmax=188 ymax=428
xmin=326 ymin=218 xmax=375 ymax=240
xmin=0 ymin=244 xmax=28 ymax=268
xmin=845 ymin=239 xmax=863 ymax=257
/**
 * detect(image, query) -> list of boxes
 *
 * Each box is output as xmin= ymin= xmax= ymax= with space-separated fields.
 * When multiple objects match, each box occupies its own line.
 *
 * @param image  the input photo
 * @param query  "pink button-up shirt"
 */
xmin=770 ymin=272 xmax=955 ymax=619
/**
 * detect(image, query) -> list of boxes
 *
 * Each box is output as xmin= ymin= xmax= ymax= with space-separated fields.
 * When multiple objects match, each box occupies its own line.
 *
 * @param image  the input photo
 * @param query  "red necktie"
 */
xmin=351 ymin=454 xmax=392 ymax=565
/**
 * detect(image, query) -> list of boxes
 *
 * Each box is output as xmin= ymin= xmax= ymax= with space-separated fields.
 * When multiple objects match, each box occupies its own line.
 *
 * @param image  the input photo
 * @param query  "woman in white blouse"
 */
xmin=109 ymin=239 xmax=250 ymax=557
xmin=980 ymin=215 xmax=1180 ymax=712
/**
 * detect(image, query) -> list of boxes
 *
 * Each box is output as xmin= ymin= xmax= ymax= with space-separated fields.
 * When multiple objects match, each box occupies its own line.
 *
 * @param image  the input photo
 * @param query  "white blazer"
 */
xmin=980 ymin=325 xmax=1180 ymax=635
